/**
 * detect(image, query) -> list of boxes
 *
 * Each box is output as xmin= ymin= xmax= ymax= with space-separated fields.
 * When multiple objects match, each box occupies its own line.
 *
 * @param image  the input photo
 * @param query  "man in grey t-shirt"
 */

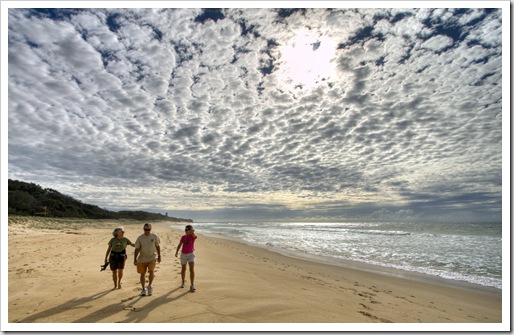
xmin=134 ymin=223 xmax=161 ymax=296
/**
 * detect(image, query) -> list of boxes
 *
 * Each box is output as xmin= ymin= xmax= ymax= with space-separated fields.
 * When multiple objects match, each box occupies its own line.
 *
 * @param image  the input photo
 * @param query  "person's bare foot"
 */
xmin=118 ymin=282 xmax=122 ymax=289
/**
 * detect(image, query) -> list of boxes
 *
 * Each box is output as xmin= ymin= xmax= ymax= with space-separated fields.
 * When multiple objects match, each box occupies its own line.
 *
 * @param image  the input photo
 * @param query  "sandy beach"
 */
xmin=5 ymin=217 xmax=503 ymax=331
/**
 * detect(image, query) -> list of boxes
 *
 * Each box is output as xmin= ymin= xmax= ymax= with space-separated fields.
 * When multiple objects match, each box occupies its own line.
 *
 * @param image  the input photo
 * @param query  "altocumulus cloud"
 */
xmin=7 ymin=6 xmax=503 ymax=222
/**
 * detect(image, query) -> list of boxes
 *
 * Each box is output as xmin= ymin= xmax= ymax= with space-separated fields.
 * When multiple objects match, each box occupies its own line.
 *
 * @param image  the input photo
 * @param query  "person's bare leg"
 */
xmin=117 ymin=269 xmax=123 ymax=289
xmin=111 ymin=270 xmax=117 ymax=290
xmin=148 ymin=270 xmax=155 ymax=286
xmin=181 ymin=264 xmax=187 ymax=284
xmin=140 ymin=271 xmax=146 ymax=290
xmin=189 ymin=262 xmax=195 ymax=285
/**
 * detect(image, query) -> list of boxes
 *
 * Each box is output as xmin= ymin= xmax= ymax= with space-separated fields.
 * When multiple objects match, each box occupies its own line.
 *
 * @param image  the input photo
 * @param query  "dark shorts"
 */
xmin=109 ymin=251 xmax=127 ymax=270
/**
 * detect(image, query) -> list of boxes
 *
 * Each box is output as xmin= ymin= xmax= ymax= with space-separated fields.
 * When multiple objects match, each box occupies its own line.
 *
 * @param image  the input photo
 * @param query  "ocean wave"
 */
xmin=349 ymin=229 xmax=411 ymax=236
xmin=193 ymin=221 xmax=501 ymax=290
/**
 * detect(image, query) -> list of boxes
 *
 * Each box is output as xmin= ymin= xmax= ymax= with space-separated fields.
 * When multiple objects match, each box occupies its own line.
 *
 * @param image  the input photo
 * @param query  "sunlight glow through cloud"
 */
xmin=278 ymin=29 xmax=337 ymax=90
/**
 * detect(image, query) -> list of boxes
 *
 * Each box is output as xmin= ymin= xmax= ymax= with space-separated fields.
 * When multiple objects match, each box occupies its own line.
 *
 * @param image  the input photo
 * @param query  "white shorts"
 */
xmin=180 ymin=252 xmax=195 ymax=264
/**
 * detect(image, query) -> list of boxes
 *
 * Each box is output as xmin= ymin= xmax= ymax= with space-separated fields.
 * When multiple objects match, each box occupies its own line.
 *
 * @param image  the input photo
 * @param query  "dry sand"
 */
xmin=4 ymin=217 xmax=503 ymax=331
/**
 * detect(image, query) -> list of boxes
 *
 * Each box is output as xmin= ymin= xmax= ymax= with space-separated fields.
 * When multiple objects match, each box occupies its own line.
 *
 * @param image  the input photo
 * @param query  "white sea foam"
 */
xmin=194 ymin=221 xmax=502 ymax=289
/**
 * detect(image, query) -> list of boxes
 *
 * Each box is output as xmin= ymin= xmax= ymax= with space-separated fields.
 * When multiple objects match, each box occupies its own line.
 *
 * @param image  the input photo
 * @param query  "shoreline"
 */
xmin=5 ymin=218 xmax=504 ymax=329
xmin=173 ymin=225 xmax=501 ymax=296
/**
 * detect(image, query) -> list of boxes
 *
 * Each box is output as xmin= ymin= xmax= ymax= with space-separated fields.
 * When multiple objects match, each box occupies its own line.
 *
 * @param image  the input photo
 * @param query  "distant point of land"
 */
xmin=8 ymin=179 xmax=193 ymax=223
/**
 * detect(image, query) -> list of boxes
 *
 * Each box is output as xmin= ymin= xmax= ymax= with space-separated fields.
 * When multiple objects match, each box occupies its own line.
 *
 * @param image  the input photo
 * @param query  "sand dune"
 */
xmin=5 ymin=217 xmax=503 ymax=331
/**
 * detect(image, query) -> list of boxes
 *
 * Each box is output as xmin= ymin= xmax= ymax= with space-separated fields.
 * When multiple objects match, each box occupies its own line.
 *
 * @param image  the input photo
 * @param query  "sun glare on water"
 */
xmin=278 ymin=29 xmax=337 ymax=90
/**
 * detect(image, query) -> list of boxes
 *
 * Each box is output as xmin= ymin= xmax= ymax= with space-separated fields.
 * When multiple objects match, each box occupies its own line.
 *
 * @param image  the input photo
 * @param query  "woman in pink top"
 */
xmin=175 ymin=225 xmax=197 ymax=292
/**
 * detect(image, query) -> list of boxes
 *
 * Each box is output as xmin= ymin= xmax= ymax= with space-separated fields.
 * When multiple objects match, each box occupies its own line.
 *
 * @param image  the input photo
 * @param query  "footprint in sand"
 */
xmin=359 ymin=303 xmax=370 ymax=310
xmin=121 ymin=296 xmax=136 ymax=302
xmin=123 ymin=305 xmax=138 ymax=311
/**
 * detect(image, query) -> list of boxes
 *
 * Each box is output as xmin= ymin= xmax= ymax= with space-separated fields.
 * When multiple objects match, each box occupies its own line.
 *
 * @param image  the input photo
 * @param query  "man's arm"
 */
xmin=134 ymin=248 xmax=139 ymax=265
xmin=156 ymin=245 xmax=161 ymax=263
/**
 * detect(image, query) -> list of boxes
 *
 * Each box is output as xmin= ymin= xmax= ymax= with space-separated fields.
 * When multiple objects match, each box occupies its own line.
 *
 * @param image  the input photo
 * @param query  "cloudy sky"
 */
xmin=5 ymin=4 xmax=505 ymax=222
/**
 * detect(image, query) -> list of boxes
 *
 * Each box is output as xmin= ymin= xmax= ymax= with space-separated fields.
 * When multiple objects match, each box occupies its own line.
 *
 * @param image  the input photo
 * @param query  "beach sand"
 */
xmin=5 ymin=217 xmax=502 ymax=329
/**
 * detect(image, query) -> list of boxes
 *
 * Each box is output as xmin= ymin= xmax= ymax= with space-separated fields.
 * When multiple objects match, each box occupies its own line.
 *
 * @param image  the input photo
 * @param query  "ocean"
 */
xmin=192 ymin=221 xmax=502 ymax=290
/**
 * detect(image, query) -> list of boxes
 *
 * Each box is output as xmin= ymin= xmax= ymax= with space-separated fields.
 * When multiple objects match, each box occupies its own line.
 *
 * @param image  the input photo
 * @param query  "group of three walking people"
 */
xmin=104 ymin=223 xmax=197 ymax=295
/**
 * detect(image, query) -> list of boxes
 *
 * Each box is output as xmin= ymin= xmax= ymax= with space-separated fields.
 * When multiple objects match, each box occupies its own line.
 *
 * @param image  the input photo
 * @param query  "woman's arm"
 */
xmin=124 ymin=237 xmax=135 ymax=248
xmin=104 ymin=244 xmax=112 ymax=263
xmin=175 ymin=241 xmax=183 ymax=257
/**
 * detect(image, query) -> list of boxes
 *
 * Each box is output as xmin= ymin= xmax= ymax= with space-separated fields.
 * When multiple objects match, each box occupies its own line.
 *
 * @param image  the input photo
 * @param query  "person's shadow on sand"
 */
xmin=18 ymin=289 xmax=113 ymax=323
xmin=120 ymin=287 xmax=190 ymax=323
xmin=72 ymin=287 xmax=189 ymax=323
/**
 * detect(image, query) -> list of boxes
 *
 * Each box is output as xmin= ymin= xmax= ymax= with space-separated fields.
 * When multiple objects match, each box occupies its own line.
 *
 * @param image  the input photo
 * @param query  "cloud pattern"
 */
xmin=7 ymin=8 xmax=503 ymax=221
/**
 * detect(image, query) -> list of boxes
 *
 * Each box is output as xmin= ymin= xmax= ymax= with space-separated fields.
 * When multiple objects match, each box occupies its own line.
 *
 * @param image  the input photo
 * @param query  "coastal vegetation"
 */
xmin=8 ymin=179 xmax=192 ymax=222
